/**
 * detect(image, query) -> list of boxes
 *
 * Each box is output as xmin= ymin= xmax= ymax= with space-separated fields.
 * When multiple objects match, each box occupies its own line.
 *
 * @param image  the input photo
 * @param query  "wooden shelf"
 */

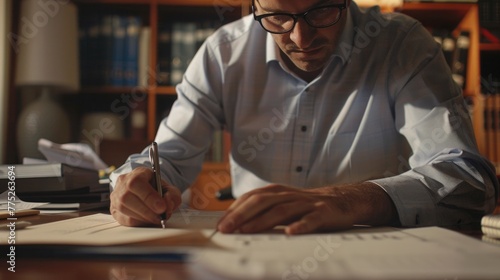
xmin=157 ymin=0 xmax=241 ymax=6
xmin=79 ymin=86 xmax=148 ymax=95
xmin=397 ymin=3 xmax=474 ymax=29
xmin=480 ymin=43 xmax=500 ymax=51
xmin=74 ymin=0 xmax=151 ymax=4
xmin=156 ymin=86 xmax=177 ymax=95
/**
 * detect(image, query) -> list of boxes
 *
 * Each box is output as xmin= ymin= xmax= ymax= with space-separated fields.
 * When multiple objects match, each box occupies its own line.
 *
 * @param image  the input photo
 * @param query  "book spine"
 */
xmin=101 ymin=15 xmax=114 ymax=86
xmin=157 ymin=22 xmax=171 ymax=86
xmin=138 ymin=26 xmax=151 ymax=88
xmin=111 ymin=15 xmax=126 ymax=87
xmin=124 ymin=16 xmax=141 ymax=87
xmin=451 ymin=30 xmax=470 ymax=89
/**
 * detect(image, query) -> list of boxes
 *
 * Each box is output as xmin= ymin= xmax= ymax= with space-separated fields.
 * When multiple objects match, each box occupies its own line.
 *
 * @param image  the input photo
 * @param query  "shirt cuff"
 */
xmin=370 ymin=175 xmax=437 ymax=227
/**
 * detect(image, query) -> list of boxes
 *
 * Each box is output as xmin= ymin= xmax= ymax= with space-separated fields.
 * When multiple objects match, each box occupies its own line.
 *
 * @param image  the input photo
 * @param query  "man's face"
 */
xmin=254 ymin=0 xmax=349 ymax=74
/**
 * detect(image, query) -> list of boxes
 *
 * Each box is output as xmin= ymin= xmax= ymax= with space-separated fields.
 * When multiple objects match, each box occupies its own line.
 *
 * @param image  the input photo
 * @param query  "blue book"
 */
xmin=111 ymin=15 xmax=126 ymax=86
xmin=124 ymin=16 xmax=141 ymax=87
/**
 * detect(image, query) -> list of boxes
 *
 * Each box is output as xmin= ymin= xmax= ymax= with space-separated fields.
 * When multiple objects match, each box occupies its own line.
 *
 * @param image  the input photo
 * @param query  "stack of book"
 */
xmin=481 ymin=213 xmax=500 ymax=245
xmin=0 ymin=163 xmax=109 ymax=211
xmin=79 ymin=14 xmax=143 ymax=87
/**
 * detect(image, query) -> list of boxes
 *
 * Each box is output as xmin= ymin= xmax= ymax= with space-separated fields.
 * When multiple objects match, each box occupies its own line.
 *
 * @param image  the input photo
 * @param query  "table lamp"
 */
xmin=15 ymin=0 xmax=79 ymax=160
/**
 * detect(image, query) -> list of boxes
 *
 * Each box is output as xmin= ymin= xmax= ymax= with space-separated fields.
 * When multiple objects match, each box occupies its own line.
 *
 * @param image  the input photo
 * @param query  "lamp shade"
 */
xmin=15 ymin=0 xmax=79 ymax=91
xmin=15 ymin=0 xmax=80 ymax=160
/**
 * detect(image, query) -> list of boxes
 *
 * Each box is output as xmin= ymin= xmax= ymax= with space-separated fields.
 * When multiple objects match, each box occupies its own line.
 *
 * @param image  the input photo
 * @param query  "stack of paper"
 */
xmin=482 ymin=213 xmax=500 ymax=245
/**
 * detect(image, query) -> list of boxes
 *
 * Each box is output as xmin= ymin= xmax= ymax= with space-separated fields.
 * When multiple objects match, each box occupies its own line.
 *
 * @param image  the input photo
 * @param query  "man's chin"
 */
xmin=292 ymin=61 xmax=324 ymax=74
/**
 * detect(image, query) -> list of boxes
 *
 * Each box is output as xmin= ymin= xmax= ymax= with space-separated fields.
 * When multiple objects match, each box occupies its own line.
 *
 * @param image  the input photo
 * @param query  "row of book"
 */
xmin=431 ymin=29 xmax=470 ymax=89
xmin=157 ymin=20 xmax=220 ymax=86
xmin=78 ymin=12 xmax=221 ymax=88
xmin=79 ymin=14 xmax=143 ymax=87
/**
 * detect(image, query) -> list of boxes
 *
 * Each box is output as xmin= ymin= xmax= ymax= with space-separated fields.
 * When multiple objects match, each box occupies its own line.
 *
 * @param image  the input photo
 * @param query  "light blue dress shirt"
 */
xmin=111 ymin=3 xmax=498 ymax=227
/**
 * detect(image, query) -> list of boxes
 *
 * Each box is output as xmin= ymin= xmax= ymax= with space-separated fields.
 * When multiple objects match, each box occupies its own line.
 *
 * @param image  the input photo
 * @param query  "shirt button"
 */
xmin=296 ymin=166 xmax=303 ymax=172
xmin=301 ymin=126 xmax=307 ymax=132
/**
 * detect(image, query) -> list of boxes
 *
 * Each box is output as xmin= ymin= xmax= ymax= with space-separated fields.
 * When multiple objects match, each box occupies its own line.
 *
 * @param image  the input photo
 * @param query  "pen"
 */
xmin=149 ymin=141 xmax=167 ymax=228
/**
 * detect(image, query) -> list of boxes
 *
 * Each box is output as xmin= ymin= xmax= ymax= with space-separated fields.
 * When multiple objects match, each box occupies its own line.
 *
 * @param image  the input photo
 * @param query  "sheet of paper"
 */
xmin=0 ymin=210 xmax=222 ymax=246
xmin=38 ymin=138 xmax=108 ymax=170
xmin=0 ymin=190 xmax=48 ymax=211
xmin=194 ymin=226 xmax=500 ymax=279
xmin=4 ymin=209 xmax=500 ymax=279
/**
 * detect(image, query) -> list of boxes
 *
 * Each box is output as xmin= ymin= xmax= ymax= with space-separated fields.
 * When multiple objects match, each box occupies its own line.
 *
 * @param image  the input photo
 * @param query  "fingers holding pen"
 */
xmin=162 ymin=184 xmax=182 ymax=218
xmin=110 ymin=167 xmax=167 ymax=226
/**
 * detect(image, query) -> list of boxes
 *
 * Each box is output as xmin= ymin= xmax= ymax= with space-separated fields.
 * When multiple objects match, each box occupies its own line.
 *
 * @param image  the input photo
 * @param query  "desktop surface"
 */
xmin=1 ymin=210 xmax=498 ymax=280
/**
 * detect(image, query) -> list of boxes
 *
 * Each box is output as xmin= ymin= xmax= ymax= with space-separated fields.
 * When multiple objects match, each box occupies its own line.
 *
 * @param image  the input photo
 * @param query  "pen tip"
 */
xmin=161 ymin=220 xmax=166 ymax=229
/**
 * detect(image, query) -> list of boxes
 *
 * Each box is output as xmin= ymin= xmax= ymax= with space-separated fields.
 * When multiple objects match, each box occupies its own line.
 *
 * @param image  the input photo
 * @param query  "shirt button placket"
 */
xmin=290 ymin=86 xmax=314 ymax=186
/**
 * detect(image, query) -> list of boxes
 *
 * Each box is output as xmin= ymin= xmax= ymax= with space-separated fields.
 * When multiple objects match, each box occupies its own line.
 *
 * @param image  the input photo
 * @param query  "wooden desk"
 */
xmin=1 ymin=211 xmax=198 ymax=280
xmin=0 ymin=211 xmax=492 ymax=280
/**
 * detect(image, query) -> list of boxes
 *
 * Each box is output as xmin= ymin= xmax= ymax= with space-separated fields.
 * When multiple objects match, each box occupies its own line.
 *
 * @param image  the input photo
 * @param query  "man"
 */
xmin=110 ymin=0 xmax=498 ymax=234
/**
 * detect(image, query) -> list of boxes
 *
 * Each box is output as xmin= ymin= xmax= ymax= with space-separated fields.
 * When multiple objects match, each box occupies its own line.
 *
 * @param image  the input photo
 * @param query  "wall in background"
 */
xmin=0 ymin=0 xmax=12 ymax=163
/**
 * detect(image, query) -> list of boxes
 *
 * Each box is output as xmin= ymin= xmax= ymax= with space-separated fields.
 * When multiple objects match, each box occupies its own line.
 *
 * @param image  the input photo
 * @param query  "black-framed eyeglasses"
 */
xmin=252 ymin=0 xmax=346 ymax=34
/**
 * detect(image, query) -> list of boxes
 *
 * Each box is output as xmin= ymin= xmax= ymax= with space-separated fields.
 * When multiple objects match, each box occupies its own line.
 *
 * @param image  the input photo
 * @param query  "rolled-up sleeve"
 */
xmin=370 ymin=22 xmax=498 ymax=227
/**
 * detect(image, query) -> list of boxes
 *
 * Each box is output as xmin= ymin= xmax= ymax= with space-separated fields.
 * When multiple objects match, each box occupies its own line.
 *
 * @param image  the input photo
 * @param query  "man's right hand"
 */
xmin=110 ymin=166 xmax=182 ymax=227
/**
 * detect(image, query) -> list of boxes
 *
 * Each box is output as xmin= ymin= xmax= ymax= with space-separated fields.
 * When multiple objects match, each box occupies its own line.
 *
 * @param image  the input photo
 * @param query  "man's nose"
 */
xmin=289 ymin=18 xmax=315 ymax=49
